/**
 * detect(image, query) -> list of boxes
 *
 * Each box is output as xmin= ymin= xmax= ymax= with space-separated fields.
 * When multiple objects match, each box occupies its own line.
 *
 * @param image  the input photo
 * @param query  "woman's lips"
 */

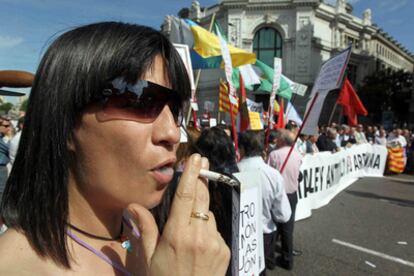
xmin=151 ymin=166 xmax=174 ymax=185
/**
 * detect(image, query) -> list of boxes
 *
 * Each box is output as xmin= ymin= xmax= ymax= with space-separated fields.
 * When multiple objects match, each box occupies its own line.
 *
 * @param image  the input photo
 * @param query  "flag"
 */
xmin=387 ymin=147 xmax=405 ymax=173
xmin=276 ymin=99 xmax=285 ymax=129
xmin=239 ymin=73 xmax=250 ymax=131
xmin=238 ymin=64 xmax=261 ymax=87
xmin=285 ymin=101 xmax=303 ymax=126
xmin=283 ymin=75 xmax=308 ymax=96
xmin=253 ymin=60 xmax=293 ymax=100
xmin=169 ymin=17 xmax=221 ymax=69
xmin=219 ymin=80 xmax=238 ymax=115
xmin=273 ymin=99 xmax=280 ymax=113
xmin=182 ymin=19 xmax=256 ymax=69
xmin=337 ymin=78 xmax=368 ymax=126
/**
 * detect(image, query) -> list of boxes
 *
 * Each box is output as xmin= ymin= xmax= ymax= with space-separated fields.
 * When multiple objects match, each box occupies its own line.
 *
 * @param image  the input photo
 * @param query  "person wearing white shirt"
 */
xmin=295 ymin=134 xmax=307 ymax=156
xmin=9 ymin=116 xmax=24 ymax=167
xmin=355 ymin=124 xmax=368 ymax=144
xmin=237 ymin=130 xmax=291 ymax=272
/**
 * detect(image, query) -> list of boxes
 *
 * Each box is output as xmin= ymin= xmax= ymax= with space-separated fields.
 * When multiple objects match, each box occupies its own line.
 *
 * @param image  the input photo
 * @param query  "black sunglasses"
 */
xmin=96 ymin=78 xmax=186 ymax=126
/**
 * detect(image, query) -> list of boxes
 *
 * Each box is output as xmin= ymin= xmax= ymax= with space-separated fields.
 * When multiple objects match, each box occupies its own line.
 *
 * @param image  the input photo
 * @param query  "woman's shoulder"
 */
xmin=0 ymin=228 xmax=58 ymax=275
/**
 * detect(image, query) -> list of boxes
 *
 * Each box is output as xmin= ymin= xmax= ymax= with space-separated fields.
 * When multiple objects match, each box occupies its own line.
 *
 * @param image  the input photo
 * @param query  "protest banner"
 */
xmin=173 ymin=43 xmax=196 ymax=96
xmin=173 ymin=43 xmax=199 ymax=128
xmin=233 ymin=171 xmax=265 ymax=276
xmin=269 ymin=58 xmax=282 ymax=124
xmin=248 ymin=112 xmax=263 ymax=130
xmin=217 ymin=28 xmax=239 ymax=151
xmin=290 ymin=82 xmax=308 ymax=96
xmin=302 ymin=46 xmax=352 ymax=135
xmin=217 ymin=30 xmax=237 ymax=105
xmin=246 ymin=98 xmax=264 ymax=113
xmin=296 ymin=144 xmax=388 ymax=221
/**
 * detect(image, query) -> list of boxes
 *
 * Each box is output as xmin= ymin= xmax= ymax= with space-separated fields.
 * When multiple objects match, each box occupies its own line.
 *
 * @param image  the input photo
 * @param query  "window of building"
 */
xmin=253 ymin=27 xmax=283 ymax=67
xmin=346 ymin=36 xmax=359 ymax=49
xmin=347 ymin=64 xmax=358 ymax=84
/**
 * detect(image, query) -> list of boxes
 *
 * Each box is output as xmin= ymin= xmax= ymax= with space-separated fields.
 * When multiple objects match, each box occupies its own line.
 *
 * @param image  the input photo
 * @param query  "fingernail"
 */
xmin=192 ymin=153 xmax=201 ymax=165
xmin=201 ymin=157 xmax=209 ymax=168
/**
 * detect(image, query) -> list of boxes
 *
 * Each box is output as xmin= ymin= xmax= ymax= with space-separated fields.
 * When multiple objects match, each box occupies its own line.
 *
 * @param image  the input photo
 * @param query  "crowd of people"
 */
xmin=285 ymin=121 xmax=414 ymax=173
xmin=173 ymin=119 xmax=414 ymax=273
xmin=0 ymin=115 xmax=24 ymax=206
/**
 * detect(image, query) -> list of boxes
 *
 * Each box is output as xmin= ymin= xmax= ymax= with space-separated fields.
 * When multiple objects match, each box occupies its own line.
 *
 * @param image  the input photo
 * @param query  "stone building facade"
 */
xmin=164 ymin=0 xmax=414 ymax=125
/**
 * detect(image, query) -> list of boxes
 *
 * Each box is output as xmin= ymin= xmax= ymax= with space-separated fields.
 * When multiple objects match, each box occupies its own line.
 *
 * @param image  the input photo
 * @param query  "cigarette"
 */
xmin=199 ymin=169 xmax=239 ymax=187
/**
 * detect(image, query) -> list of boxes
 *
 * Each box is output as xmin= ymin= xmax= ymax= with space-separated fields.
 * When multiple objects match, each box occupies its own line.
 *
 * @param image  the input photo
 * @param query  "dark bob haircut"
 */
xmin=0 ymin=22 xmax=191 ymax=268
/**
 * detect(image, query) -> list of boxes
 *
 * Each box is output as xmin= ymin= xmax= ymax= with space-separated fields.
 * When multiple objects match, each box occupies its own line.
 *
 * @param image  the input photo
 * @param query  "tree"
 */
xmin=358 ymin=69 xmax=413 ymax=126
xmin=0 ymin=102 xmax=14 ymax=114
xmin=20 ymin=98 xmax=28 ymax=112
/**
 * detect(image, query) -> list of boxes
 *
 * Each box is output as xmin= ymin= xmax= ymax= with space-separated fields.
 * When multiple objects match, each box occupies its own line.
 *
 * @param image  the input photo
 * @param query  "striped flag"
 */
xmin=387 ymin=147 xmax=405 ymax=173
xmin=219 ymin=80 xmax=239 ymax=115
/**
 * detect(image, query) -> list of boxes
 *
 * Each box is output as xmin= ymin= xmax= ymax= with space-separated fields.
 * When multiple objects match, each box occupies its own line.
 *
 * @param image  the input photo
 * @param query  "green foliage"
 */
xmin=0 ymin=102 xmax=13 ymax=114
xmin=20 ymin=99 xmax=28 ymax=112
xmin=359 ymin=69 xmax=413 ymax=124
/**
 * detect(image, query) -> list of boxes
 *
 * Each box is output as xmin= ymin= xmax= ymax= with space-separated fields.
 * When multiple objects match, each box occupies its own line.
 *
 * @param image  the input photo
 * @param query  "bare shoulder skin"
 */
xmin=0 ymin=228 xmax=67 ymax=275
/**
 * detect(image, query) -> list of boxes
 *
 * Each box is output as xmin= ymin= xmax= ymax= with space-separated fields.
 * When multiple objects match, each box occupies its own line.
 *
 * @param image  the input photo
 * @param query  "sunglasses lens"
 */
xmin=97 ymin=81 xmax=183 ymax=125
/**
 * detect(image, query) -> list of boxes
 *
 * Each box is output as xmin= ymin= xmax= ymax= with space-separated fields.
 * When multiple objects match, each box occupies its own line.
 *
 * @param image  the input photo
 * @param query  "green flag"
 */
xmin=253 ymin=60 xmax=292 ymax=100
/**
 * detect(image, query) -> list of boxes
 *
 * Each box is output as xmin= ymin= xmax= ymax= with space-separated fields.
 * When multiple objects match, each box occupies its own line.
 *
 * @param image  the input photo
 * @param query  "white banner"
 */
xmin=301 ymin=46 xmax=352 ymax=135
xmin=296 ymin=144 xmax=388 ymax=221
xmin=233 ymin=171 xmax=265 ymax=276
xmin=246 ymin=98 xmax=264 ymax=113
xmin=173 ymin=43 xmax=196 ymax=98
xmin=269 ymin=58 xmax=282 ymax=123
xmin=217 ymin=30 xmax=237 ymax=105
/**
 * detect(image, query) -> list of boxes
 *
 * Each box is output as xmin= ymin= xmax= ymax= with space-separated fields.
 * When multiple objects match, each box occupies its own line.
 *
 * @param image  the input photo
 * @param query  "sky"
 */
xmin=0 ymin=0 xmax=413 ymax=102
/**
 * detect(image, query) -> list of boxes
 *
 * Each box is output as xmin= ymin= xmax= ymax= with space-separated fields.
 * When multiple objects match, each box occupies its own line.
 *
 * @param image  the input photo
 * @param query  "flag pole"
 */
xmin=185 ymin=12 xmax=217 ymax=127
xmin=327 ymin=101 xmax=338 ymax=126
xmin=228 ymin=83 xmax=239 ymax=153
xmin=265 ymin=105 xmax=272 ymax=150
xmin=280 ymin=92 xmax=319 ymax=174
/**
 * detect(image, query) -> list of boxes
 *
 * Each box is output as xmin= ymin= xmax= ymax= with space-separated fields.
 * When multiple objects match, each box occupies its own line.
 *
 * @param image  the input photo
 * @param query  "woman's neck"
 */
xmin=67 ymin=174 xmax=124 ymax=239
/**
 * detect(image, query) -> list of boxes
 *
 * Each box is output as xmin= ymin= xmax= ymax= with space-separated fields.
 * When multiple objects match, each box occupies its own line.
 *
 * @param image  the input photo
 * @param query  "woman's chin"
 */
xmin=142 ymin=190 xmax=167 ymax=209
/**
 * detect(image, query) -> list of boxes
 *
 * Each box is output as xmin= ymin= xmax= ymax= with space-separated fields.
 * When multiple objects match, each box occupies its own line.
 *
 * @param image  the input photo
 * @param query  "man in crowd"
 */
xmin=355 ymin=124 xmax=368 ymax=144
xmin=238 ymin=130 xmax=291 ymax=273
xmin=0 ymin=117 xmax=10 ymax=205
xmin=375 ymin=128 xmax=387 ymax=146
xmin=267 ymin=129 xmax=302 ymax=270
xmin=316 ymin=127 xmax=339 ymax=152
xmin=365 ymin=125 xmax=375 ymax=144
xmin=306 ymin=133 xmax=319 ymax=154
xmin=9 ymin=116 xmax=24 ymax=167
xmin=339 ymin=124 xmax=356 ymax=147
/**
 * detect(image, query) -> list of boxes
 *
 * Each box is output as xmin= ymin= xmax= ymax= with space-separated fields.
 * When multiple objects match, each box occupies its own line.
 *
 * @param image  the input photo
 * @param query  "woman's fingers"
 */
xmin=127 ymin=203 xmax=159 ymax=264
xmin=168 ymin=154 xmax=201 ymax=227
xmin=149 ymin=154 xmax=231 ymax=275
xmin=190 ymin=157 xmax=210 ymax=224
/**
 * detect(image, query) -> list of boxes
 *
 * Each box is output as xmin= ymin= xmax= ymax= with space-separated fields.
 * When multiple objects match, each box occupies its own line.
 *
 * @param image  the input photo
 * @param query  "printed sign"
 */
xmin=173 ymin=43 xmax=196 ymax=98
xmin=301 ymin=46 xmax=352 ymax=135
xmin=269 ymin=58 xmax=282 ymax=123
xmin=311 ymin=46 xmax=352 ymax=96
xmin=295 ymin=144 xmax=387 ymax=221
xmin=248 ymin=112 xmax=263 ymax=130
xmin=217 ymin=31 xmax=237 ymax=105
xmin=233 ymin=171 xmax=265 ymax=276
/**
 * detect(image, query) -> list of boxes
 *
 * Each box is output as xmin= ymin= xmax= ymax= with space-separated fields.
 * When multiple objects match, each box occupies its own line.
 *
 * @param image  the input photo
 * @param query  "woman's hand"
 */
xmin=128 ymin=154 xmax=231 ymax=276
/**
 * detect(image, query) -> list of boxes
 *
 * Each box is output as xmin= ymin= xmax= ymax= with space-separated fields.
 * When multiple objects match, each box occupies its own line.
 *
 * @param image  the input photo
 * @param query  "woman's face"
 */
xmin=70 ymin=55 xmax=181 ymax=209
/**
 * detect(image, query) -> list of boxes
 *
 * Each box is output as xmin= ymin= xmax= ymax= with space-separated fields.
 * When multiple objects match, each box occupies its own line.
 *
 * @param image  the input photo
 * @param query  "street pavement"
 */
xmin=267 ymin=174 xmax=414 ymax=276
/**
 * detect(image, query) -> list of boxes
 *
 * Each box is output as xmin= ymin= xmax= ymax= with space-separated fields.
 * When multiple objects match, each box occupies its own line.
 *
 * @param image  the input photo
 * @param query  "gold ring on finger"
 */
xmin=190 ymin=211 xmax=209 ymax=221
